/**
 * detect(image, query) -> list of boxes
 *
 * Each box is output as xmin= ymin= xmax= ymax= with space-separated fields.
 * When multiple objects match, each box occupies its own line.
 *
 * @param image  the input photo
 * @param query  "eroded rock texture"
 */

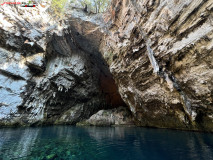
xmin=77 ymin=106 xmax=134 ymax=126
xmin=0 ymin=5 xmax=124 ymax=126
xmin=0 ymin=0 xmax=213 ymax=131
xmin=102 ymin=0 xmax=213 ymax=131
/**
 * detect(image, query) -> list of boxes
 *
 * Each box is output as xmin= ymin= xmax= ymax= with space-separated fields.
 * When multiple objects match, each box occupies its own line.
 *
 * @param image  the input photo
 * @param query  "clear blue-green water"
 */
xmin=0 ymin=126 xmax=213 ymax=160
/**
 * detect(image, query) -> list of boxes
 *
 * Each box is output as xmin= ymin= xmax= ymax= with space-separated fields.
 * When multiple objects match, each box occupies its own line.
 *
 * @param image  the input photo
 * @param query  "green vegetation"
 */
xmin=49 ymin=0 xmax=111 ymax=20
xmin=70 ymin=0 xmax=111 ymax=13
xmin=50 ymin=0 xmax=68 ymax=19
xmin=103 ymin=51 xmax=114 ymax=65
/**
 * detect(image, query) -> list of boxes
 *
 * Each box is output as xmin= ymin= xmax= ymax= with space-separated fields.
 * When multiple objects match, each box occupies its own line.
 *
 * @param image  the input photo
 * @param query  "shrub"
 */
xmin=70 ymin=0 xmax=111 ymax=13
xmin=50 ymin=0 xmax=68 ymax=19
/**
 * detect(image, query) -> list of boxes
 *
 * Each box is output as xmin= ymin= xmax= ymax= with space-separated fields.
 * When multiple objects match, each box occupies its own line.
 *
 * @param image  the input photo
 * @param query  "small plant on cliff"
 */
xmin=50 ymin=0 xmax=68 ymax=19
xmin=70 ymin=0 xmax=111 ymax=13
xmin=103 ymin=51 xmax=114 ymax=65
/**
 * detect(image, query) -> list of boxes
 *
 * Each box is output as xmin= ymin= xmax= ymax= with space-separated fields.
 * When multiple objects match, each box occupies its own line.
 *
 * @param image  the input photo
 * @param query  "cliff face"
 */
xmin=0 ymin=1 xmax=213 ymax=131
xmin=0 ymin=5 xmax=125 ymax=126
xmin=102 ymin=0 xmax=213 ymax=131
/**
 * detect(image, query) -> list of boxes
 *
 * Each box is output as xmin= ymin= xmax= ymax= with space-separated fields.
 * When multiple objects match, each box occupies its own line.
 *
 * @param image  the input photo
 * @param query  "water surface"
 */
xmin=0 ymin=126 xmax=213 ymax=160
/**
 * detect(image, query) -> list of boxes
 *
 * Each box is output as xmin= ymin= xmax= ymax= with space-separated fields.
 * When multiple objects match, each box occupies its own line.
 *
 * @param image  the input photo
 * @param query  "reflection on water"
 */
xmin=0 ymin=126 xmax=213 ymax=160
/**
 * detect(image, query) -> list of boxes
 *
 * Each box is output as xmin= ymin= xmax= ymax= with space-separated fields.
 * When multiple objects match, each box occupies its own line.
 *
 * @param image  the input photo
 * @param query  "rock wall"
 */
xmin=77 ymin=106 xmax=134 ymax=126
xmin=1 ymin=0 xmax=213 ymax=131
xmin=102 ymin=0 xmax=213 ymax=131
xmin=0 ymin=5 xmax=125 ymax=126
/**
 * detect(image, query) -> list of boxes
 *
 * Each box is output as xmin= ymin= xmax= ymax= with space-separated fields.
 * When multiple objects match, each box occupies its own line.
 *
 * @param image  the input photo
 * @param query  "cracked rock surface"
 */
xmin=0 ymin=0 xmax=213 ymax=132
xmin=0 ymin=4 xmax=125 ymax=126
xmin=101 ymin=0 xmax=213 ymax=131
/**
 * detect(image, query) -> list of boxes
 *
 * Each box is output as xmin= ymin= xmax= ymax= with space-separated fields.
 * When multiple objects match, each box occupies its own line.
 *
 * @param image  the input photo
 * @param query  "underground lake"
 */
xmin=0 ymin=126 xmax=213 ymax=160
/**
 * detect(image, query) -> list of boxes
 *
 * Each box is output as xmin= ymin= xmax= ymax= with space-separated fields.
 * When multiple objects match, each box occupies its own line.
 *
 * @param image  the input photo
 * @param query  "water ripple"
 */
xmin=0 ymin=126 xmax=213 ymax=160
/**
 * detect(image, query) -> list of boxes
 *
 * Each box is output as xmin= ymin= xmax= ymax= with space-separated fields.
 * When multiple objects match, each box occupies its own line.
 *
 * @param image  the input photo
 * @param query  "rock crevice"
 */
xmin=102 ymin=0 xmax=213 ymax=131
xmin=0 ymin=1 xmax=213 ymax=131
xmin=0 ymin=5 xmax=126 ymax=126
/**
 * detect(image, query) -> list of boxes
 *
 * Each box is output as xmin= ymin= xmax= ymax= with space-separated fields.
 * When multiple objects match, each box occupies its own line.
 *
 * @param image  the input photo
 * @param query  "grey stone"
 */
xmin=77 ymin=107 xmax=135 ymax=126
xmin=102 ymin=0 xmax=213 ymax=131
xmin=0 ymin=4 xmax=124 ymax=126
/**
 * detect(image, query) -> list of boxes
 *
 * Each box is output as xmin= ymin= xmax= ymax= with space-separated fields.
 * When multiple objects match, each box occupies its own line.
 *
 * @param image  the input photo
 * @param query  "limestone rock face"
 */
xmin=0 ymin=5 xmax=124 ymax=126
xmin=1 ymin=1 xmax=213 ymax=132
xmin=102 ymin=0 xmax=213 ymax=131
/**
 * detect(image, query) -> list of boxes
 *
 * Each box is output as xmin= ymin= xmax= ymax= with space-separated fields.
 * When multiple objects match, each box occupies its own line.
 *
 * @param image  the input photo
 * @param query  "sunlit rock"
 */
xmin=0 ymin=3 xmax=124 ymax=126
xmin=101 ymin=0 xmax=213 ymax=131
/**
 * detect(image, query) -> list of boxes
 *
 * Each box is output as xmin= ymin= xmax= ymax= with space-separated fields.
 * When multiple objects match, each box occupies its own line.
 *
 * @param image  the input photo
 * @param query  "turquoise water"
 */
xmin=0 ymin=126 xmax=213 ymax=160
